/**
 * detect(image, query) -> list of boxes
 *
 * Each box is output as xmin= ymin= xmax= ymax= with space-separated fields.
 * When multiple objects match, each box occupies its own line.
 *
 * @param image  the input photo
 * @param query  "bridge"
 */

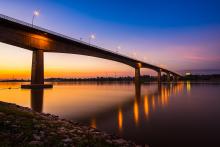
xmin=0 ymin=14 xmax=182 ymax=88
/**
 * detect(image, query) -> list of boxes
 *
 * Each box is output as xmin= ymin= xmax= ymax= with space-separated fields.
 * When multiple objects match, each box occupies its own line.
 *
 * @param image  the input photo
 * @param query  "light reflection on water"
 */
xmin=1 ymin=82 xmax=220 ymax=146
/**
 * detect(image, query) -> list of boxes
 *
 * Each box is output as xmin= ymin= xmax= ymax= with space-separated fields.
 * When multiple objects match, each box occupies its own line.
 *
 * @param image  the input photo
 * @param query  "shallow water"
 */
xmin=0 ymin=82 xmax=220 ymax=147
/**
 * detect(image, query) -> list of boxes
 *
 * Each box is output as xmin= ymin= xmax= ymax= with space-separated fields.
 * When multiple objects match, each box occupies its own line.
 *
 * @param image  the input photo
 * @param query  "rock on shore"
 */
xmin=0 ymin=101 xmax=141 ymax=147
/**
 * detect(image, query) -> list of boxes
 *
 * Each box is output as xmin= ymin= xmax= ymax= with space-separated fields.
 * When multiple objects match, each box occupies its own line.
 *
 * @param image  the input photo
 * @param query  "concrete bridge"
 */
xmin=0 ymin=14 xmax=182 ymax=88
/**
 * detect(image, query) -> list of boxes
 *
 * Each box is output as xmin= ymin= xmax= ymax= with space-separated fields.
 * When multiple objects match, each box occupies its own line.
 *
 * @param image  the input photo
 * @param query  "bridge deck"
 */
xmin=0 ymin=14 xmax=181 ymax=77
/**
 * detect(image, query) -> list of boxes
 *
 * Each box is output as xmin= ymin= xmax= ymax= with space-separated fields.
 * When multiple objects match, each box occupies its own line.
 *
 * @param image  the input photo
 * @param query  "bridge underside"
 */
xmin=0 ymin=15 xmax=181 ymax=88
xmin=20 ymin=50 xmax=179 ymax=89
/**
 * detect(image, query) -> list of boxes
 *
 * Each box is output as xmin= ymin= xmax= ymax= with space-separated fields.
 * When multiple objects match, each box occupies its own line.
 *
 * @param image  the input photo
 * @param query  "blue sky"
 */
xmin=60 ymin=0 xmax=220 ymax=28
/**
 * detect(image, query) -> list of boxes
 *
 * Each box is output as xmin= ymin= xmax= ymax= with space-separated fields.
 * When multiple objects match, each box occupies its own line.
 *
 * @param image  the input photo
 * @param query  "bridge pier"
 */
xmin=167 ymin=72 xmax=171 ymax=83
xmin=177 ymin=76 xmax=180 ymax=81
xmin=31 ymin=50 xmax=44 ymax=85
xmin=173 ymin=76 xmax=178 ymax=82
xmin=21 ymin=50 xmax=52 ymax=89
xmin=158 ymin=70 xmax=161 ymax=83
xmin=135 ymin=67 xmax=140 ymax=85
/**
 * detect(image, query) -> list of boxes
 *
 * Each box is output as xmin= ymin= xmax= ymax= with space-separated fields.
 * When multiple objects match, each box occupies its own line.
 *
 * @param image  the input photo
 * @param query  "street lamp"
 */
xmin=32 ymin=10 xmax=40 ymax=27
xmin=133 ymin=52 xmax=137 ymax=59
xmin=89 ymin=34 xmax=95 ymax=45
xmin=116 ymin=46 xmax=121 ymax=53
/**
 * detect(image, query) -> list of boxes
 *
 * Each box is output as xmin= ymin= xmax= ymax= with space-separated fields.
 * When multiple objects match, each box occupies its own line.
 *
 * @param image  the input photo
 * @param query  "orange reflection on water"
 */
xmin=161 ymin=88 xmax=165 ymax=106
xmin=133 ymin=99 xmax=139 ymax=125
xmin=0 ymin=82 xmax=30 ymax=107
xmin=41 ymin=84 xmax=133 ymax=118
xmin=0 ymin=82 xmax=187 ymax=132
xmin=162 ymin=87 xmax=169 ymax=106
xmin=90 ymin=118 xmax=96 ymax=128
xmin=118 ymin=108 xmax=123 ymax=131
xmin=151 ymin=95 xmax=155 ymax=110
xmin=144 ymin=96 xmax=149 ymax=119
xmin=177 ymin=83 xmax=183 ymax=93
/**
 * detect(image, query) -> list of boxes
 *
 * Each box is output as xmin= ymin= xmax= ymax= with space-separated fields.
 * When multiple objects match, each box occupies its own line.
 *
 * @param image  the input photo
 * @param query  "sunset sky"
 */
xmin=0 ymin=0 xmax=220 ymax=79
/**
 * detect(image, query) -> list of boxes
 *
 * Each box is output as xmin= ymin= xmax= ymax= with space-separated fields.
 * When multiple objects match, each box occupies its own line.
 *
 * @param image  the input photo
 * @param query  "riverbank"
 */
xmin=0 ymin=101 xmax=140 ymax=147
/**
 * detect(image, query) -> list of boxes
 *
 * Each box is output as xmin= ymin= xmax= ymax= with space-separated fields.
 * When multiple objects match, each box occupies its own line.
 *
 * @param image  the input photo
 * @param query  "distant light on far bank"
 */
xmin=185 ymin=72 xmax=191 ymax=76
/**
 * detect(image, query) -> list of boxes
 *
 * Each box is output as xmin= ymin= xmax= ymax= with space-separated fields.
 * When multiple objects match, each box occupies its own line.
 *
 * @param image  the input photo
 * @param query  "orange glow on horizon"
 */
xmin=0 ymin=42 xmax=136 ymax=79
xmin=0 ymin=42 xmax=160 ymax=80
xmin=0 ymin=69 xmax=134 ymax=79
xmin=0 ymin=69 xmax=31 ymax=79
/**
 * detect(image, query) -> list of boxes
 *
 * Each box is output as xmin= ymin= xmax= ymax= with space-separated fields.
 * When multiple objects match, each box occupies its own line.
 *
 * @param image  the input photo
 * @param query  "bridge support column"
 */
xmin=135 ymin=67 xmax=140 ymax=85
xmin=167 ymin=73 xmax=170 ymax=83
xmin=158 ymin=70 xmax=161 ymax=83
xmin=174 ymin=76 xmax=178 ymax=82
xmin=31 ymin=50 xmax=44 ymax=85
xmin=21 ymin=50 xmax=52 ymax=89
xmin=177 ymin=76 xmax=180 ymax=81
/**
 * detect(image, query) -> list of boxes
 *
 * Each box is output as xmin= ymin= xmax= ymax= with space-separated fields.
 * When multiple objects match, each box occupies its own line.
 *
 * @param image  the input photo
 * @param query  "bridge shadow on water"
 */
xmin=31 ymin=89 xmax=44 ymax=113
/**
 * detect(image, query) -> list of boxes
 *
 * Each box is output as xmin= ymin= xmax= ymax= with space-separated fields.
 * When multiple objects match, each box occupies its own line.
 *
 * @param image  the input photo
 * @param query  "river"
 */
xmin=0 ymin=82 xmax=220 ymax=147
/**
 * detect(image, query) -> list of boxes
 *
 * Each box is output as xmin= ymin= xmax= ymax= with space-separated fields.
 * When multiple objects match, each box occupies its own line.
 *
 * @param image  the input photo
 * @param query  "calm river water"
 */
xmin=0 ymin=82 xmax=220 ymax=147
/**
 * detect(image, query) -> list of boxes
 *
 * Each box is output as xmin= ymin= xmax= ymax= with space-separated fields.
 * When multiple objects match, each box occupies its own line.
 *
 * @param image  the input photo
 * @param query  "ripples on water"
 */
xmin=0 ymin=82 xmax=220 ymax=147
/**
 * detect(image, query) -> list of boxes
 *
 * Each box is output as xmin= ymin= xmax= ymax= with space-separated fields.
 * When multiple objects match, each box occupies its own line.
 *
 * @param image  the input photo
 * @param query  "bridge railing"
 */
xmin=0 ymin=14 xmax=144 ymax=62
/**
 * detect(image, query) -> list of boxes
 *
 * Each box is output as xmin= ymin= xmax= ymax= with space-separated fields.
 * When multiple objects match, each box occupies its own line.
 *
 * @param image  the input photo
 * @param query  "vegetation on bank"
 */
xmin=1 ymin=74 xmax=220 ymax=83
xmin=0 ymin=101 xmax=138 ymax=147
xmin=183 ymin=74 xmax=220 ymax=81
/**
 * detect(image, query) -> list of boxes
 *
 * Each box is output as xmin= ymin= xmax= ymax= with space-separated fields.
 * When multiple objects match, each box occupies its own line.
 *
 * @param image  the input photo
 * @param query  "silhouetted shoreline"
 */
xmin=1 ymin=74 xmax=220 ymax=82
xmin=0 ymin=75 xmax=155 ymax=82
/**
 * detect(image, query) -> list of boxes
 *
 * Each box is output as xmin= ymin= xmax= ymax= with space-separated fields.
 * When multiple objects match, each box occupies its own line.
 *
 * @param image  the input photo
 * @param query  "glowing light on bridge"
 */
xmin=32 ymin=10 xmax=40 ymax=27
xmin=90 ymin=34 xmax=95 ymax=39
xmin=34 ymin=10 xmax=40 ymax=16
xmin=137 ymin=63 xmax=142 ymax=68
xmin=30 ymin=34 xmax=49 ymax=49
xmin=89 ymin=34 xmax=96 ymax=45
xmin=133 ymin=52 xmax=137 ymax=59
xmin=116 ymin=46 xmax=121 ymax=53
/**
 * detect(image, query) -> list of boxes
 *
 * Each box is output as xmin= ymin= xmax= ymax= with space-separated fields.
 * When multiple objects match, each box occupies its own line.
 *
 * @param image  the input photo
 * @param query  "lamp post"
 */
xmin=89 ymin=34 xmax=95 ymax=45
xmin=116 ymin=46 xmax=121 ymax=53
xmin=133 ymin=51 xmax=137 ymax=59
xmin=32 ymin=10 xmax=40 ymax=27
